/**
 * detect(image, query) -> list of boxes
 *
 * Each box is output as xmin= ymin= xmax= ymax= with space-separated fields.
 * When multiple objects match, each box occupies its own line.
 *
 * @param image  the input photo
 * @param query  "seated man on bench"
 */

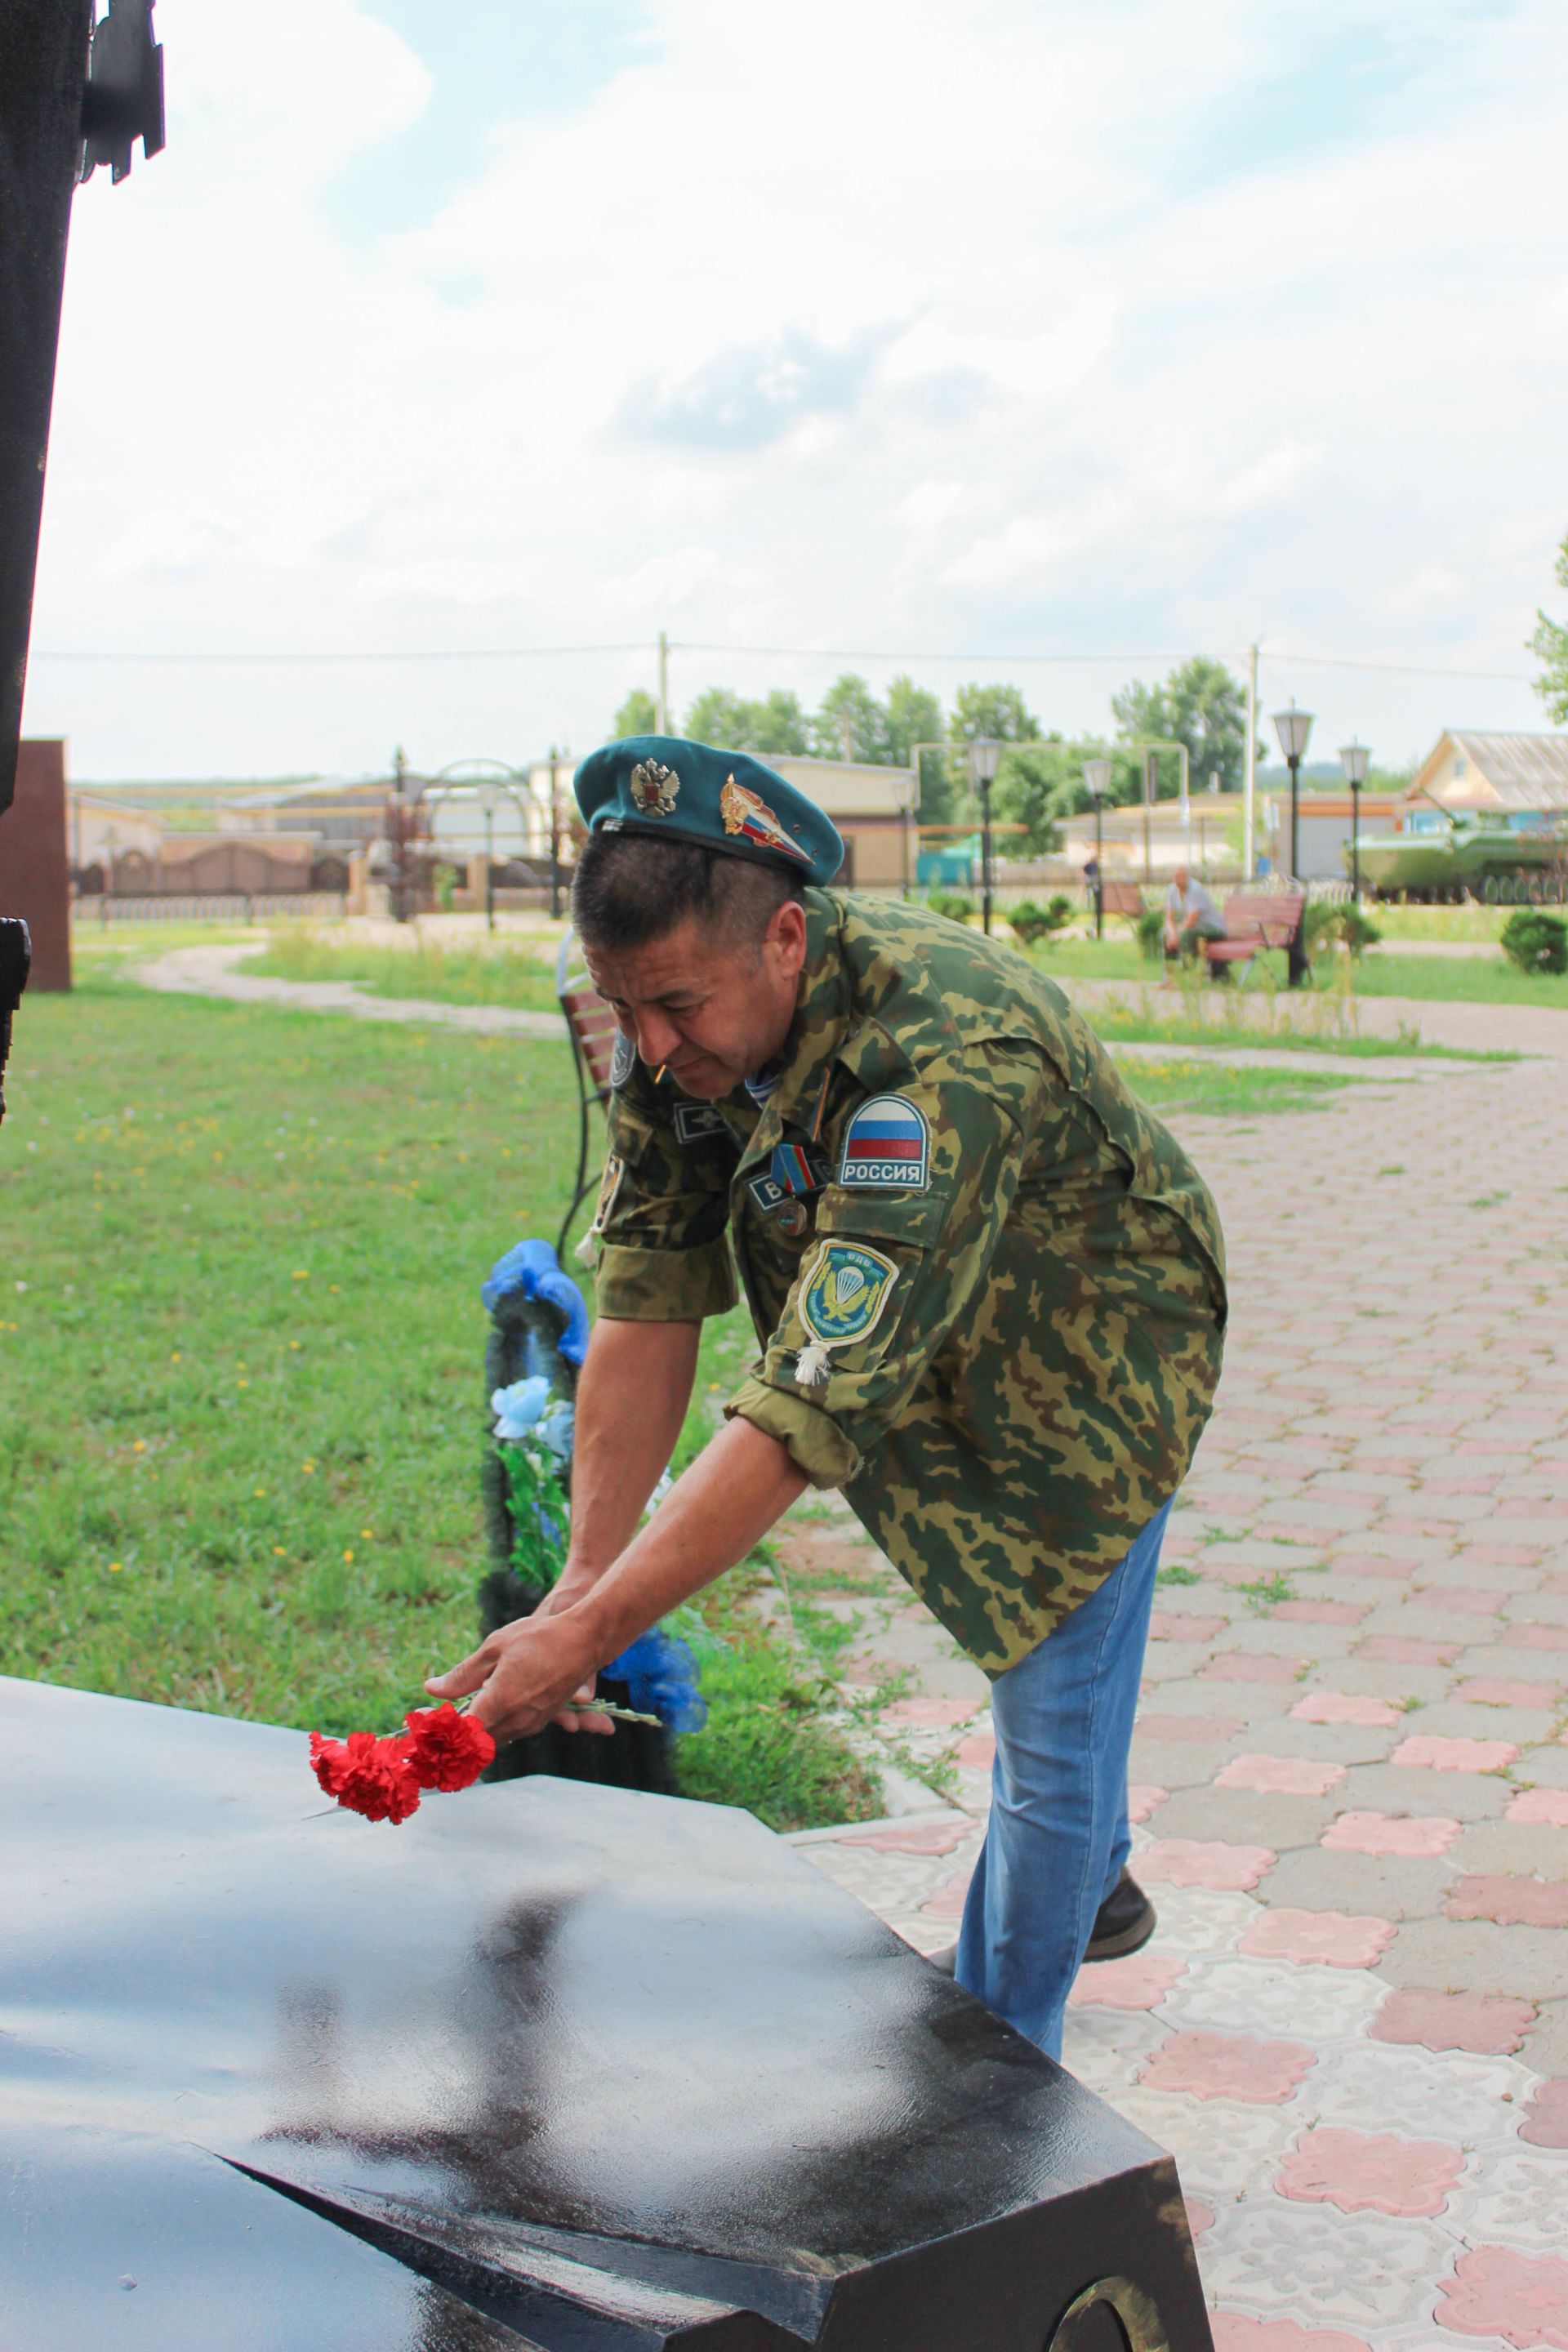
xmin=1163 ymin=865 xmax=1227 ymax=969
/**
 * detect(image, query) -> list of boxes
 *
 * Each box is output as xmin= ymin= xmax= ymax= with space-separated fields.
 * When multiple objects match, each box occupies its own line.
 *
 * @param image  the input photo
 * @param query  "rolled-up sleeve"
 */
xmin=590 ymin=1090 xmax=739 ymax=1323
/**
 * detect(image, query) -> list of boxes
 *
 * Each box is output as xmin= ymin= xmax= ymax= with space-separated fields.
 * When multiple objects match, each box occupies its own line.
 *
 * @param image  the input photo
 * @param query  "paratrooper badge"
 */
xmin=794 ymin=1241 xmax=900 ymax=1388
xmin=610 ymin=1031 xmax=637 ymax=1089
xmin=629 ymin=759 xmax=679 ymax=817
xmin=719 ymin=775 xmax=813 ymax=866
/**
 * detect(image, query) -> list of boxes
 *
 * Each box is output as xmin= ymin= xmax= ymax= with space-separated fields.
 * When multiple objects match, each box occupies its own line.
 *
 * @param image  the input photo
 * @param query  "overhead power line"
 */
xmin=26 ymin=637 xmax=1537 ymax=684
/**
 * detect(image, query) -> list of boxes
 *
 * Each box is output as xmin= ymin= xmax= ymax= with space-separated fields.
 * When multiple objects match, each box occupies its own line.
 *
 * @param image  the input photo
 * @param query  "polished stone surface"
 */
xmin=0 ymin=1674 xmax=1209 ymax=2350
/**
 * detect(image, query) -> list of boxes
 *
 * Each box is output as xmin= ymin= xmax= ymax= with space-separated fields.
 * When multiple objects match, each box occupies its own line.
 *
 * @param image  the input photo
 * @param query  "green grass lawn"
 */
xmin=0 ymin=965 xmax=884 ymax=1829
xmin=250 ymin=927 xmax=564 ymax=1013
xmin=1121 ymin=1059 xmax=1359 ymax=1117
xmin=1033 ymin=931 xmax=1568 ymax=1013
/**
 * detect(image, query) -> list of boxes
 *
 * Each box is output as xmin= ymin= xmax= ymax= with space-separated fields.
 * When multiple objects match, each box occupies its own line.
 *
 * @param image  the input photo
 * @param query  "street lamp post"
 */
xmin=890 ymin=767 xmax=918 ymax=898
xmin=967 ymin=737 xmax=1003 ymax=933
xmin=1339 ymin=738 xmax=1370 ymax=906
xmin=1083 ymin=758 xmax=1112 ymax=940
xmin=476 ymin=780 xmax=498 ymax=933
xmin=1271 ymin=702 xmax=1315 ymax=987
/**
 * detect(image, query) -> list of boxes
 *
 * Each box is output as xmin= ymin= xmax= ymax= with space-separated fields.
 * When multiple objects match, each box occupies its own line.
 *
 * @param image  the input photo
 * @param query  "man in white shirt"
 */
xmin=1163 ymin=866 xmax=1227 ymax=967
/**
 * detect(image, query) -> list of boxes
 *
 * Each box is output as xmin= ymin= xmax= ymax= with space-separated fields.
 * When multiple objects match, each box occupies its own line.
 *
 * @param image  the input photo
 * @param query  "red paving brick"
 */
xmin=1371 ymin=1989 xmax=1537 ymax=2056
xmin=1200 ymin=1653 xmax=1303 ymax=1684
xmin=1133 ymin=1713 xmax=1243 ymax=1744
xmin=1358 ymin=1636 xmax=1463 ymax=1666
xmin=1520 ymin=2080 xmax=1568 ymax=2149
xmin=1147 ymin=1610 xmax=1225 ymax=1642
xmin=1445 ymin=1874 xmax=1568 ymax=1928
xmin=1505 ymin=1623 xmax=1568 ymax=1653
xmin=1435 ymin=2247 xmax=1568 ymax=2349
xmin=1276 ymin=2126 xmax=1464 ymax=2218
xmin=1139 ymin=2029 xmax=1314 ymax=2104
xmin=1455 ymin=1677 xmax=1563 ymax=1708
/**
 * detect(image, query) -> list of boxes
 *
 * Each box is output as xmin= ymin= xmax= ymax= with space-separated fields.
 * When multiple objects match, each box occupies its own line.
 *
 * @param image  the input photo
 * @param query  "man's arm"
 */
xmin=427 ymin=1413 xmax=807 ymax=1740
xmin=537 ymin=1314 xmax=702 ymax=1618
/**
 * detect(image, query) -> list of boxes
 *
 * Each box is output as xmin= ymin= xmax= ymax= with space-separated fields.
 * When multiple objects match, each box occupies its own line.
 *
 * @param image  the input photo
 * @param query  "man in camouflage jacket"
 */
xmin=431 ymin=737 xmax=1226 ymax=2059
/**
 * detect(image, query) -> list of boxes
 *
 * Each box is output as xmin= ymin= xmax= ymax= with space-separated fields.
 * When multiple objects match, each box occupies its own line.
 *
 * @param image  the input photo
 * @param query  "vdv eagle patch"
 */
xmin=839 ymin=1094 xmax=929 ymax=1191
xmin=795 ymin=1241 xmax=900 ymax=1388
xmin=609 ymin=1031 xmax=637 ymax=1089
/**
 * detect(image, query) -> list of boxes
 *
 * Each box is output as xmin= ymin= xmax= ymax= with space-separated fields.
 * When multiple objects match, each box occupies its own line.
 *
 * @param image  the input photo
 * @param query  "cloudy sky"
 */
xmin=23 ymin=0 xmax=1568 ymax=781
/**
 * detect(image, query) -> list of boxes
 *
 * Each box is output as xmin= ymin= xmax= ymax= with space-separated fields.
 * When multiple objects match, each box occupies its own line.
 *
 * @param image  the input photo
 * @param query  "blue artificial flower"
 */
xmin=603 ymin=1627 xmax=708 ymax=1737
xmin=490 ymin=1374 xmax=551 ymax=1440
xmin=538 ymin=1401 xmax=576 ymax=1468
xmin=480 ymin=1239 xmax=590 ymax=1365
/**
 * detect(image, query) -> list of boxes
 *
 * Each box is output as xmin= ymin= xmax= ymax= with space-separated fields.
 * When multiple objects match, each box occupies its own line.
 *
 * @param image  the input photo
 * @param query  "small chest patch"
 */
xmin=769 ymin=1141 xmax=831 ymax=1196
xmin=609 ymin=1032 xmax=637 ymax=1090
xmin=795 ymin=1241 xmax=900 ymax=1387
xmin=674 ymin=1102 xmax=729 ymax=1145
xmin=839 ymin=1094 xmax=929 ymax=1191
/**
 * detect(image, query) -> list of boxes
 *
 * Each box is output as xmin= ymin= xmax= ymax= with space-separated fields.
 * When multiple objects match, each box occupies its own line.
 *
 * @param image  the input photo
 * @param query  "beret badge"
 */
xmin=720 ymin=775 xmax=813 ymax=867
xmin=629 ymin=759 xmax=679 ymax=817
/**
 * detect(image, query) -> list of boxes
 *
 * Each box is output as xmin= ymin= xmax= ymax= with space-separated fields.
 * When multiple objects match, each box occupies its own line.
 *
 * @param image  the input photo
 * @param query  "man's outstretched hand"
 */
xmin=425 ymin=1608 xmax=614 ymax=1741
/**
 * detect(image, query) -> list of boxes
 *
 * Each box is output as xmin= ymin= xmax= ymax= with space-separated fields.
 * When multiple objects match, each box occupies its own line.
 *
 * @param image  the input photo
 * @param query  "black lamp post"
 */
xmin=1083 ymin=758 xmax=1111 ymax=940
xmin=968 ymin=737 xmax=1003 ymax=934
xmin=1271 ymin=702 xmax=1315 ymax=987
xmin=476 ymin=779 xmax=497 ymax=933
xmin=1339 ymin=738 xmax=1370 ymax=906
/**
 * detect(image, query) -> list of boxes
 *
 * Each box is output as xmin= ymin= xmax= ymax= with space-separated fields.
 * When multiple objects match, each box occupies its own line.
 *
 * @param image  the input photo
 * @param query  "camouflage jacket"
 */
xmin=592 ymin=891 xmax=1227 ymax=1675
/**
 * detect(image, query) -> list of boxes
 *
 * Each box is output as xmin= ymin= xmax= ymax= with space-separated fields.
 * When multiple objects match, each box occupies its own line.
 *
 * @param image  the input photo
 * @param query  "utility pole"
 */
xmin=548 ymin=747 xmax=562 ymax=920
xmin=1244 ymin=643 xmax=1258 ymax=879
xmin=657 ymin=632 xmax=670 ymax=733
xmin=1143 ymin=749 xmax=1156 ymax=884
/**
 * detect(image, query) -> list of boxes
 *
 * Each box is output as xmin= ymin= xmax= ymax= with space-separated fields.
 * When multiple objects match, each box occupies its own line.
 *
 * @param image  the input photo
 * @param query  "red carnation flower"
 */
xmin=402 ymin=1702 xmax=496 ymax=1792
xmin=309 ymin=1728 xmax=422 ymax=1824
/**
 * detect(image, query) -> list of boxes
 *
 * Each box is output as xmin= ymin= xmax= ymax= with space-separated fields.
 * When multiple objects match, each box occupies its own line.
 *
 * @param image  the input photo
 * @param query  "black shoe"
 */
xmin=1082 ymin=1869 xmax=1156 ymax=1962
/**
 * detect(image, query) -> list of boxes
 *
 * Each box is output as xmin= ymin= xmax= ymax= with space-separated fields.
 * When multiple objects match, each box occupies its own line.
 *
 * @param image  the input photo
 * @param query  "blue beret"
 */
xmin=573 ymin=735 xmax=843 ymax=888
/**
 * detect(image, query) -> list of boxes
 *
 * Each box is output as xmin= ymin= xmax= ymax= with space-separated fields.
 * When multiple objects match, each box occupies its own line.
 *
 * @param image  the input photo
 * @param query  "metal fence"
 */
xmin=74 ymin=893 xmax=349 ymax=924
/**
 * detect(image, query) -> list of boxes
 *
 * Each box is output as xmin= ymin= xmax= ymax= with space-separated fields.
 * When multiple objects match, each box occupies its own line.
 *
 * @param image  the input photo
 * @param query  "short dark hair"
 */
xmin=572 ymin=831 xmax=804 ymax=955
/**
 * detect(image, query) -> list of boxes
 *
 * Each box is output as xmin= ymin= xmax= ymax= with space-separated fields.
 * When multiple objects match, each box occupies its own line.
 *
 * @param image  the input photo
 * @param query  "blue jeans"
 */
xmin=955 ymin=1499 xmax=1172 ymax=2061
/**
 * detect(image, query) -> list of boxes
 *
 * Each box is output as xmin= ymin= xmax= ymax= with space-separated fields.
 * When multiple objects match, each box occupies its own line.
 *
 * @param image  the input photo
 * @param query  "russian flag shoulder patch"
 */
xmin=838 ymin=1093 xmax=929 ymax=1191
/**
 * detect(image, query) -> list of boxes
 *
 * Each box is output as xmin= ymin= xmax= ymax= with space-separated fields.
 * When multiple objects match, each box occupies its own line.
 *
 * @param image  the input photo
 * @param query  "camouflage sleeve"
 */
xmin=590 ymin=1085 xmax=739 ymax=1323
xmin=727 ymin=1041 xmax=1038 ymax=1484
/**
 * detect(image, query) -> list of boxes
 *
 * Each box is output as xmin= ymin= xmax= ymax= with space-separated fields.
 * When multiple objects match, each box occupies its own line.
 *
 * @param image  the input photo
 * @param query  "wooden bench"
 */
xmin=1096 ymin=880 xmax=1145 ymax=925
xmin=554 ymin=931 xmax=621 ymax=1260
xmin=1201 ymin=889 xmax=1307 ymax=974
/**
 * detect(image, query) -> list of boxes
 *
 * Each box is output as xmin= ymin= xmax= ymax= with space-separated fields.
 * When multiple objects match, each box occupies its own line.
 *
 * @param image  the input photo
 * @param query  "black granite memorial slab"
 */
xmin=0 ymin=1675 xmax=1213 ymax=2352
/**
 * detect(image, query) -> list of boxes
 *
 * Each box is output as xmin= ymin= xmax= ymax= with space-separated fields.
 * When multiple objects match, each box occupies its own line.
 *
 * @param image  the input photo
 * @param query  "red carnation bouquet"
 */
xmin=309 ymin=1702 xmax=497 ymax=1825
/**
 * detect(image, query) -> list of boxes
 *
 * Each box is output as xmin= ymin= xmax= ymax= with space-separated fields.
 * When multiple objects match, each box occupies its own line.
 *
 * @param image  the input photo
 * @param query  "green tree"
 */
xmin=748 ymin=688 xmax=809 ymax=757
xmin=612 ymin=687 xmax=659 ymax=737
xmin=884 ymin=675 xmax=949 ymax=822
xmin=1530 ymin=528 xmax=1568 ymax=723
xmin=1111 ymin=656 xmax=1254 ymax=794
xmin=808 ymin=673 xmax=889 ymax=764
xmin=942 ymin=684 xmax=1042 ymax=832
xmin=948 ymin=682 xmax=1041 ymax=750
xmin=991 ymin=738 xmax=1072 ymax=856
xmin=683 ymin=688 xmax=808 ymax=755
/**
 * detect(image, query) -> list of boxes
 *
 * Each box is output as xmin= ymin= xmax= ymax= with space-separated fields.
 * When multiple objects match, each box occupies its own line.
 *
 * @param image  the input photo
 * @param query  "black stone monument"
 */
xmin=0 ymin=1675 xmax=1213 ymax=2351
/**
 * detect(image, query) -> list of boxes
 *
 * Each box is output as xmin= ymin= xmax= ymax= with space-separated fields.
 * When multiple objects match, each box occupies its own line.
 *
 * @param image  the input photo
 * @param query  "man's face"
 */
xmin=1171 ymin=866 xmax=1190 ymax=893
xmin=584 ymin=901 xmax=808 ymax=1099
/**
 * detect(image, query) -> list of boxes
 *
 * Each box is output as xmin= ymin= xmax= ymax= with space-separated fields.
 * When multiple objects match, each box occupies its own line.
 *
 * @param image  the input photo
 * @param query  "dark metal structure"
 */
xmin=1 ymin=1673 xmax=1214 ymax=2351
xmin=0 ymin=0 xmax=162 ymax=817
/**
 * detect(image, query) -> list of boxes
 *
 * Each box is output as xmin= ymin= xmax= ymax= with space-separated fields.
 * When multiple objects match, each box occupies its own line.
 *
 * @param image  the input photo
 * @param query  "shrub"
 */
xmin=927 ymin=892 xmax=974 ymax=925
xmin=1007 ymin=895 xmax=1075 ymax=947
xmin=1335 ymin=906 xmax=1383 ymax=958
xmin=1500 ymin=909 xmax=1568 ymax=976
xmin=1135 ymin=906 xmax=1165 ymax=962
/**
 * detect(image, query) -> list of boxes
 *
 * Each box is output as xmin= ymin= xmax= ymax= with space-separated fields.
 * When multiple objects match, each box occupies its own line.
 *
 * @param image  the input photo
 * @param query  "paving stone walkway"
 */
xmin=783 ymin=1036 xmax=1568 ymax=2352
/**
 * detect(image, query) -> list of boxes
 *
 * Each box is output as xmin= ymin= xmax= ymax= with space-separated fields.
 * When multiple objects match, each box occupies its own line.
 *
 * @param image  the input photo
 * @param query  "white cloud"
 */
xmin=23 ymin=0 xmax=1568 ymax=777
